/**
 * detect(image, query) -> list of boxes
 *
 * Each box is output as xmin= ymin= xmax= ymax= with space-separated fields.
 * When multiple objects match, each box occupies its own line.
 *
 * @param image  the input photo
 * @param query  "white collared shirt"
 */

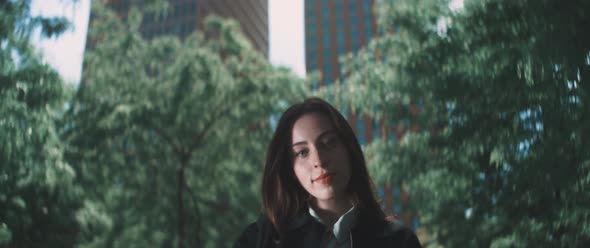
xmin=308 ymin=205 xmax=357 ymax=248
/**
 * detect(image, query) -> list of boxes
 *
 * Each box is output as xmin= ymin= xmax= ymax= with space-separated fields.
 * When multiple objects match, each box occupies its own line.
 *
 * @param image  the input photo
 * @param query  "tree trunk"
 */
xmin=177 ymin=166 xmax=186 ymax=248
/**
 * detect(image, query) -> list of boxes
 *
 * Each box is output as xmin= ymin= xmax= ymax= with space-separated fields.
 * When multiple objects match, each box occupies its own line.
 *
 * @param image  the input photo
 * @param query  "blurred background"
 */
xmin=1 ymin=0 xmax=588 ymax=247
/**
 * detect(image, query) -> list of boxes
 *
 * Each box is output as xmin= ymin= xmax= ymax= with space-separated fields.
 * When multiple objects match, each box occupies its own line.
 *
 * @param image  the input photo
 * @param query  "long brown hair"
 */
xmin=261 ymin=97 xmax=385 ymax=234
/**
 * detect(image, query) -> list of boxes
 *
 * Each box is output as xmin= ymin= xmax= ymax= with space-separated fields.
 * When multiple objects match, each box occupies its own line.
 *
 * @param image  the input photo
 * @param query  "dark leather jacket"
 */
xmin=234 ymin=208 xmax=422 ymax=248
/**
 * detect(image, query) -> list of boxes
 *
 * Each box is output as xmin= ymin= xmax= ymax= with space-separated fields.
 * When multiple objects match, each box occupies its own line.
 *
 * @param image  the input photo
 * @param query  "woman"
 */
xmin=235 ymin=98 xmax=422 ymax=248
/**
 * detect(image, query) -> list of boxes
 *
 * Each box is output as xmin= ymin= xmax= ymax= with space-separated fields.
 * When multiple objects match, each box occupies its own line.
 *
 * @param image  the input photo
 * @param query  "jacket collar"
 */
xmin=308 ymin=205 xmax=357 ymax=242
xmin=288 ymin=206 xmax=391 ymax=237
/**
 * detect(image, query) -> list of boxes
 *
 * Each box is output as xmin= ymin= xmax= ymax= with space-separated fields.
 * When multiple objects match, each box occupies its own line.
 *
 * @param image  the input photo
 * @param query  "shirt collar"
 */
xmin=308 ymin=205 xmax=357 ymax=242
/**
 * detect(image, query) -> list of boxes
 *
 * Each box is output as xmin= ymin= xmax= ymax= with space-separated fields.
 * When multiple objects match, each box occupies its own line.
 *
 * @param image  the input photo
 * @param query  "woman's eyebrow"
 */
xmin=292 ymin=141 xmax=307 ymax=147
xmin=292 ymin=130 xmax=336 ymax=147
xmin=317 ymin=130 xmax=337 ymax=139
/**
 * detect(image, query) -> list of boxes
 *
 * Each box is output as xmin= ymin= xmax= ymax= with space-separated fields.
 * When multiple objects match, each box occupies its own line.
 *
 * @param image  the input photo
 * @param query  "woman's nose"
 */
xmin=311 ymin=148 xmax=327 ymax=168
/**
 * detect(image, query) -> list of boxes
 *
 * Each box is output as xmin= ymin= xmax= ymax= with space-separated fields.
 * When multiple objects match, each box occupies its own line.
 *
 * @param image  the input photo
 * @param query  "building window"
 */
xmin=306 ymin=8 xmax=316 ymax=22
xmin=308 ymin=51 xmax=317 ymax=65
xmin=309 ymin=60 xmax=318 ymax=70
xmin=349 ymin=2 xmax=358 ymax=20
xmin=363 ymin=0 xmax=372 ymax=13
xmin=321 ymin=6 xmax=330 ymax=20
xmin=373 ymin=118 xmax=381 ymax=141
xmin=323 ymin=34 xmax=330 ymax=47
xmin=321 ymin=20 xmax=330 ymax=42
xmin=335 ymin=0 xmax=343 ymax=13
xmin=306 ymin=0 xmax=316 ymax=10
xmin=364 ymin=9 xmax=373 ymax=23
xmin=187 ymin=19 xmax=193 ymax=35
xmin=324 ymin=64 xmax=332 ymax=81
xmin=321 ymin=0 xmax=330 ymax=39
xmin=336 ymin=5 xmax=345 ymax=55
xmin=357 ymin=115 xmax=366 ymax=145
xmin=308 ymin=22 xmax=316 ymax=36
xmin=365 ymin=13 xmax=373 ymax=36
xmin=349 ymin=0 xmax=360 ymax=50
xmin=337 ymin=31 xmax=344 ymax=49
xmin=307 ymin=36 xmax=316 ymax=52
xmin=351 ymin=28 xmax=359 ymax=50
xmin=366 ymin=25 xmax=373 ymax=41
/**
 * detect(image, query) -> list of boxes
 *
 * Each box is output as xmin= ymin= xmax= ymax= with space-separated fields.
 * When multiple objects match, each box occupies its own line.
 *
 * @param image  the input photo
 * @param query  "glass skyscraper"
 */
xmin=93 ymin=0 xmax=269 ymax=57
xmin=304 ymin=0 xmax=423 ymax=237
xmin=305 ymin=0 xmax=375 ymax=87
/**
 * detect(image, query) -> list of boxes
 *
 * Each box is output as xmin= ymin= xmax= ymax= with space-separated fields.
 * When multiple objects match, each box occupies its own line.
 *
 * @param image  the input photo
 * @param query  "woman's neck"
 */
xmin=310 ymin=197 xmax=354 ymax=226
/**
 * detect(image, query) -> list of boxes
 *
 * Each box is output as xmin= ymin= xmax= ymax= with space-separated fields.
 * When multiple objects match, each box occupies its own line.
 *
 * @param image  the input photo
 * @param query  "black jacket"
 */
xmin=234 ymin=208 xmax=423 ymax=248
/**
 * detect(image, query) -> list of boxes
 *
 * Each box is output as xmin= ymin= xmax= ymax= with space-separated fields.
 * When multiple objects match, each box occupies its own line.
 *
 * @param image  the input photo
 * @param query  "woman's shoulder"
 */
xmin=234 ymin=215 xmax=276 ymax=248
xmin=352 ymin=209 xmax=422 ymax=248
xmin=234 ymin=221 xmax=259 ymax=248
xmin=381 ymin=221 xmax=423 ymax=248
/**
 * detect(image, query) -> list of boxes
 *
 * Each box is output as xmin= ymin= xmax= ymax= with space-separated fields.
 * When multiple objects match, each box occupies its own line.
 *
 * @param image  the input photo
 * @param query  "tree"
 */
xmin=326 ymin=0 xmax=590 ymax=246
xmin=63 ymin=2 xmax=309 ymax=247
xmin=0 ymin=1 xmax=89 ymax=247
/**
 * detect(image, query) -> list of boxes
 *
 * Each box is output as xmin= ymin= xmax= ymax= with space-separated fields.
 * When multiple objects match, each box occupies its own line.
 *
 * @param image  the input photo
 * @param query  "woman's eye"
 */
xmin=323 ymin=137 xmax=338 ymax=146
xmin=295 ymin=150 xmax=308 ymax=157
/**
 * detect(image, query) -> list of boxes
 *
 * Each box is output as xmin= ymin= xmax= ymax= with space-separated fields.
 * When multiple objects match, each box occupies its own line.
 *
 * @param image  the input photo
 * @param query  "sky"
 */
xmin=268 ymin=0 xmax=305 ymax=77
xmin=30 ymin=0 xmax=305 ymax=85
xmin=30 ymin=0 xmax=90 ymax=84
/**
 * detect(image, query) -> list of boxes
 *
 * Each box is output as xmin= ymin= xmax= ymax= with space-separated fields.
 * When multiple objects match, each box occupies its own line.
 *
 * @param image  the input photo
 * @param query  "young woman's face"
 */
xmin=291 ymin=112 xmax=351 ymax=203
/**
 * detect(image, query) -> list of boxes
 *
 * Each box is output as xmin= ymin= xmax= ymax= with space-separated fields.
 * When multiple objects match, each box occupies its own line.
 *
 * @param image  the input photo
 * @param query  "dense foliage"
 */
xmin=326 ymin=0 xmax=590 ymax=246
xmin=0 ymin=1 xmax=85 ymax=247
xmin=62 ymin=2 xmax=308 ymax=248
xmin=5 ymin=0 xmax=589 ymax=247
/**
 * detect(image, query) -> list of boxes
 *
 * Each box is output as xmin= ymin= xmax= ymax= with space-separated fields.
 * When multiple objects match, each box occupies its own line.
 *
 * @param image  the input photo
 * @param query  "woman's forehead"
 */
xmin=291 ymin=113 xmax=335 ymax=142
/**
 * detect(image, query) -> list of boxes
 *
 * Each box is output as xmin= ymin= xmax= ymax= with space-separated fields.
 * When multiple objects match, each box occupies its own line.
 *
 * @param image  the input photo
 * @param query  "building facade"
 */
xmin=100 ymin=0 xmax=269 ymax=57
xmin=305 ymin=0 xmax=375 ymax=88
xmin=304 ymin=0 xmax=423 ymax=238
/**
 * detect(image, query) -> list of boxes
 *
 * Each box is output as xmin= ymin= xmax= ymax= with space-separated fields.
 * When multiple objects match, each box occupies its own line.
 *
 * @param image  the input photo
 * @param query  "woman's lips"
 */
xmin=313 ymin=173 xmax=335 ymax=184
